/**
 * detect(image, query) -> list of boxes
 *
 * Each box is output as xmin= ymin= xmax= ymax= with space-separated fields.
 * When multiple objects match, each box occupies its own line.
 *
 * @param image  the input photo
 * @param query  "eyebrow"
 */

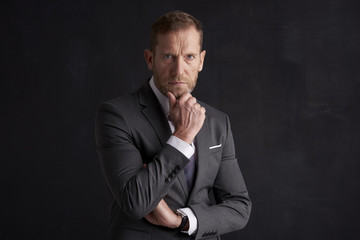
xmin=161 ymin=52 xmax=199 ymax=56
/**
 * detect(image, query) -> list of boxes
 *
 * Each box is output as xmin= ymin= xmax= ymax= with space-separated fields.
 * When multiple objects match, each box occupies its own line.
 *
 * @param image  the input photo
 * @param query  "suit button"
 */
xmin=168 ymin=173 xmax=174 ymax=178
xmin=175 ymin=165 xmax=180 ymax=171
xmin=172 ymin=169 xmax=177 ymax=174
xmin=165 ymin=177 xmax=170 ymax=183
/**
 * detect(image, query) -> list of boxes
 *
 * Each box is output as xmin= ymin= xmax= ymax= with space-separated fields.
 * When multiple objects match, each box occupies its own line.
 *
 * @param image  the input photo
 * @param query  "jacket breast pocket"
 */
xmin=209 ymin=145 xmax=222 ymax=156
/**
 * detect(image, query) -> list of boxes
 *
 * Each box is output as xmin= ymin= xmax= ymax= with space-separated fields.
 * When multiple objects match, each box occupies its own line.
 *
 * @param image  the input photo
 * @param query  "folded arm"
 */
xmin=96 ymin=101 xmax=189 ymax=219
xmin=189 ymin=115 xmax=252 ymax=239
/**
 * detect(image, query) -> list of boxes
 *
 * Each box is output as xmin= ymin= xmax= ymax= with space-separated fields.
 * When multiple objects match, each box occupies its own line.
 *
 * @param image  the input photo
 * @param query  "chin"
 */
xmin=169 ymin=87 xmax=189 ymax=99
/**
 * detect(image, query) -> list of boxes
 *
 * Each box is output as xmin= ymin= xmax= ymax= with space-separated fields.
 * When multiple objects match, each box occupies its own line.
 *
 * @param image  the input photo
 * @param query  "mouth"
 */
xmin=169 ymin=81 xmax=186 ymax=85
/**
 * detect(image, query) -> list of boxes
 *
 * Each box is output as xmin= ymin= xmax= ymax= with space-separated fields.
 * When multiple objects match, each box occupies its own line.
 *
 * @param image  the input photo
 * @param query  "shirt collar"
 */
xmin=149 ymin=76 xmax=170 ymax=116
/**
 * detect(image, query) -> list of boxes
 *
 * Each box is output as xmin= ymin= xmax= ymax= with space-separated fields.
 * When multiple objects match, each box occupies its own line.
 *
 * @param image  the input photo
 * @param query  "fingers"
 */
xmin=175 ymin=92 xmax=197 ymax=111
xmin=178 ymin=92 xmax=193 ymax=106
xmin=168 ymin=92 xmax=198 ymax=114
xmin=168 ymin=91 xmax=206 ymax=144
xmin=169 ymin=92 xmax=205 ymax=116
xmin=168 ymin=92 xmax=197 ymax=108
xmin=186 ymin=97 xmax=197 ymax=108
xmin=194 ymin=103 xmax=201 ymax=110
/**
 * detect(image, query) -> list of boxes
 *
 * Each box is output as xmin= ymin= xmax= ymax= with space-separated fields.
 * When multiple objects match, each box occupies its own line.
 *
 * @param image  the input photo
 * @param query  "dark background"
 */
xmin=1 ymin=0 xmax=359 ymax=239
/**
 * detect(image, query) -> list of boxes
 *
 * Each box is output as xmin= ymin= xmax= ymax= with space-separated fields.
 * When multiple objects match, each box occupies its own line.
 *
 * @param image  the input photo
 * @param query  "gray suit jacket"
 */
xmin=95 ymin=80 xmax=251 ymax=240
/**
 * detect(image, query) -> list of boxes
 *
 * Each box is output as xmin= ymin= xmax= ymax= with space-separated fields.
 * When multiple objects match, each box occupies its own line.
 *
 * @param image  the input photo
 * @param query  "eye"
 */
xmin=187 ymin=55 xmax=195 ymax=60
xmin=164 ymin=54 xmax=173 ymax=59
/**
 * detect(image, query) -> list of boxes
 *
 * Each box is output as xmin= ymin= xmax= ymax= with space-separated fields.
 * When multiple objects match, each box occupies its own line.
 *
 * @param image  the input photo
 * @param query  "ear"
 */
xmin=144 ymin=49 xmax=154 ymax=70
xmin=198 ymin=50 xmax=206 ymax=72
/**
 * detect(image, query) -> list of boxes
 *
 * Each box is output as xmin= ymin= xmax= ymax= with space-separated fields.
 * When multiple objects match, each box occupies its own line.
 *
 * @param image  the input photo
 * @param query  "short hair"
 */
xmin=150 ymin=10 xmax=203 ymax=52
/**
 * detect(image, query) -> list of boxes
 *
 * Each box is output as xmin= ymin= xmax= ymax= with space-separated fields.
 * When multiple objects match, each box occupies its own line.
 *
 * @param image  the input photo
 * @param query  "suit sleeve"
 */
xmin=189 ymin=115 xmax=252 ymax=239
xmin=95 ymin=101 xmax=189 ymax=219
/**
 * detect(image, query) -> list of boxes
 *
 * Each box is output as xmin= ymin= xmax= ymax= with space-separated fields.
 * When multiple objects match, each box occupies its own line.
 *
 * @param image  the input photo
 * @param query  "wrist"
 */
xmin=173 ymin=131 xmax=193 ymax=144
xmin=172 ymin=214 xmax=183 ymax=229
xmin=175 ymin=210 xmax=189 ymax=231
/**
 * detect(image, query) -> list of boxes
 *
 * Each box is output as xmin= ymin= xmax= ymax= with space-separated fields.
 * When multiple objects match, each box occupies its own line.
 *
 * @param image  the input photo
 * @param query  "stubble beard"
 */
xmin=154 ymin=74 xmax=197 ymax=99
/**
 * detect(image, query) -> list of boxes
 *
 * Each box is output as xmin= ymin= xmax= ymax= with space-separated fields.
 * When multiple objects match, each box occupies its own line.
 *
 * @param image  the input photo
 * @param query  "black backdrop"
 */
xmin=1 ymin=0 xmax=360 ymax=239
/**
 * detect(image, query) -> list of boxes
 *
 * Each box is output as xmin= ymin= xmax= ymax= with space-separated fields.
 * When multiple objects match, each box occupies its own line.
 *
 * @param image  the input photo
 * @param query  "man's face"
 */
xmin=145 ymin=26 xmax=206 ymax=98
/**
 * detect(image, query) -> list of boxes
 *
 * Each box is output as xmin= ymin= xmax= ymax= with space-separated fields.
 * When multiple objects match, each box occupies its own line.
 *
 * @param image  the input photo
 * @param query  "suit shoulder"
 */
xmin=197 ymin=100 xmax=232 ymax=133
xmin=199 ymin=101 xmax=228 ymax=120
xmin=98 ymin=91 xmax=140 ymax=113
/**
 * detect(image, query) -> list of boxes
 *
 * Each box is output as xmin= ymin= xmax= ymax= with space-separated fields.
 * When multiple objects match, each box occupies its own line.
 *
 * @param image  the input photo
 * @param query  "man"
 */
xmin=96 ymin=11 xmax=251 ymax=240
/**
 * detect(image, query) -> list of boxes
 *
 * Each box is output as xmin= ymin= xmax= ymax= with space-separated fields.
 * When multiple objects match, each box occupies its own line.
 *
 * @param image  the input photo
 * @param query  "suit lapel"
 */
xmin=138 ymin=81 xmax=189 ymax=198
xmin=187 ymin=117 xmax=210 ymax=203
xmin=138 ymin=82 xmax=171 ymax=146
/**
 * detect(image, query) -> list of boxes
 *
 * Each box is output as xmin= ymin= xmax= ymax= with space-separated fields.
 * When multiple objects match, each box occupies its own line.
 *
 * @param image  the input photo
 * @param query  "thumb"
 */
xmin=167 ymin=92 xmax=176 ymax=112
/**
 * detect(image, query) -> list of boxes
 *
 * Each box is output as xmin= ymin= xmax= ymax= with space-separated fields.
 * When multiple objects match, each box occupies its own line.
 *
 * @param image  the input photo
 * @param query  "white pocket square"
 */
xmin=209 ymin=144 xmax=222 ymax=149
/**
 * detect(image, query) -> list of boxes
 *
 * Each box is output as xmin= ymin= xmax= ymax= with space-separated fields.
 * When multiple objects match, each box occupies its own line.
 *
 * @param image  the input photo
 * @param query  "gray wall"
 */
xmin=1 ymin=0 xmax=359 ymax=239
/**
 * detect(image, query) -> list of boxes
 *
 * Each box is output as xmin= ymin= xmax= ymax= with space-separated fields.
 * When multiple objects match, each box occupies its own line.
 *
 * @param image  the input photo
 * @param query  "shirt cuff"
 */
xmin=167 ymin=135 xmax=195 ymax=159
xmin=177 ymin=207 xmax=198 ymax=235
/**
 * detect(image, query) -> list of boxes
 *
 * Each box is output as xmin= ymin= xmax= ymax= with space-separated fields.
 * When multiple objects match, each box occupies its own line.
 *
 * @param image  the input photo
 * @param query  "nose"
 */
xmin=171 ymin=57 xmax=185 ymax=76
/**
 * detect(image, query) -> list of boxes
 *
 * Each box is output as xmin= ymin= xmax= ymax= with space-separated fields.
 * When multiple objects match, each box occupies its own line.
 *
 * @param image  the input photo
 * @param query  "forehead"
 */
xmin=155 ymin=26 xmax=202 ymax=52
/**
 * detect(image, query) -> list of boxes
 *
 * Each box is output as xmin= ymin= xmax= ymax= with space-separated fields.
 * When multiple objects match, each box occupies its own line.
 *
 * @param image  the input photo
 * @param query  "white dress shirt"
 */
xmin=149 ymin=77 xmax=198 ymax=235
